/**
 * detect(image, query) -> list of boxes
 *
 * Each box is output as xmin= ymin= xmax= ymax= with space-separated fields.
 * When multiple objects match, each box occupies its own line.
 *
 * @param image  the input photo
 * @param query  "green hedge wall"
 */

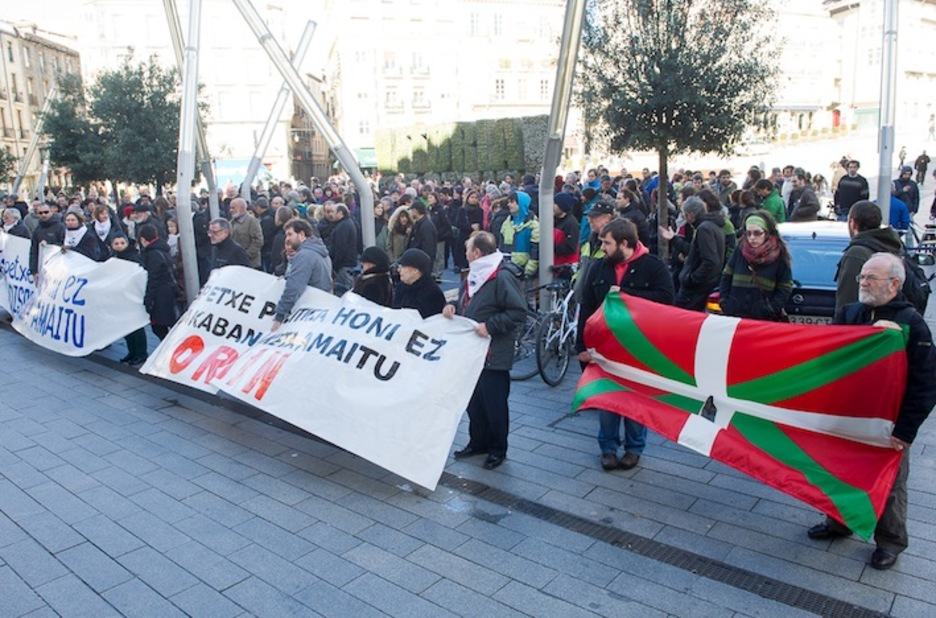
xmin=375 ymin=115 xmax=548 ymax=178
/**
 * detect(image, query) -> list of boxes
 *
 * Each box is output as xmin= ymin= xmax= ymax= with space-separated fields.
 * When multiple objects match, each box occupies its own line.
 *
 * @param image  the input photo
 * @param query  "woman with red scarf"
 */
xmin=717 ymin=211 xmax=793 ymax=321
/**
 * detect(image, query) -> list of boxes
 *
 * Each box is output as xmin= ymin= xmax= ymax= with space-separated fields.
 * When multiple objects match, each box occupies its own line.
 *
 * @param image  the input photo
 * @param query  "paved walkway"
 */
xmin=1 ymin=310 xmax=935 ymax=616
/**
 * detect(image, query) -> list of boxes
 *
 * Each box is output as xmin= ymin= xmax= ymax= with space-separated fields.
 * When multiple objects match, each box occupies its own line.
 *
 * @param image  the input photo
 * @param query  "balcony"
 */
xmin=2 ymin=128 xmax=14 ymax=139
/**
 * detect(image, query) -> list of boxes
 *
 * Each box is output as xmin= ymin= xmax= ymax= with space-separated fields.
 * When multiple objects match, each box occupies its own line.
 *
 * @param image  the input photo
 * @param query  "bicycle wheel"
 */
xmin=510 ymin=310 xmax=541 ymax=381
xmin=536 ymin=311 xmax=571 ymax=387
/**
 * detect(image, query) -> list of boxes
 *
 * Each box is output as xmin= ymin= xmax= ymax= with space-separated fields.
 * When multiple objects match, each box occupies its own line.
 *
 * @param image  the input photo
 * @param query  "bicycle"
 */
xmin=535 ymin=274 xmax=579 ymax=386
xmin=509 ymin=307 xmax=542 ymax=381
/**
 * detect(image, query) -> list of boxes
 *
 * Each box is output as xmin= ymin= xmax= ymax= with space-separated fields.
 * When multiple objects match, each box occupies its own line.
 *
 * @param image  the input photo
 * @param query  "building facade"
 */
xmin=0 ymin=23 xmax=80 ymax=195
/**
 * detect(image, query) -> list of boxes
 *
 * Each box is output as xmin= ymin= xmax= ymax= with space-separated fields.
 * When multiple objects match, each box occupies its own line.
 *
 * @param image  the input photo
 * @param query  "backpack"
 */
xmin=848 ymin=239 xmax=931 ymax=315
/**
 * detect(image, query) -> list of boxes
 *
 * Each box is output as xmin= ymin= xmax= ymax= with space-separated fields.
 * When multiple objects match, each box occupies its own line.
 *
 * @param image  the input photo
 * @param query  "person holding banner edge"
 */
xmin=271 ymin=219 xmax=333 ymax=332
xmin=806 ymin=253 xmax=936 ymax=570
xmin=444 ymin=231 xmax=526 ymax=470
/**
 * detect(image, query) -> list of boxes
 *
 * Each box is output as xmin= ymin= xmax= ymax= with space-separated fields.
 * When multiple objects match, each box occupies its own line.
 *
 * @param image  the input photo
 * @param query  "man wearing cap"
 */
xmin=445 ymin=231 xmax=527 ymax=470
xmin=575 ymin=199 xmax=616 ymax=302
xmin=553 ymin=193 xmax=580 ymax=268
xmin=407 ymin=201 xmax=437 ymax=267
xmin=392 ymin=248 xmax=446 ymax=318
xmin=271 ymin=219 xmax=332 ymax=332
xmin=352 ymin=246 xmax=393 ymax=307
xmin=893 ymin=166 xmax=920 ymax=214
xmin=229 ymin=197 xmax=264 ymax=269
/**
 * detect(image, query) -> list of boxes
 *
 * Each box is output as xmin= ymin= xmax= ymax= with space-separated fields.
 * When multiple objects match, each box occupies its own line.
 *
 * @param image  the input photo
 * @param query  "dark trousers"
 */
xmin=124 ymin=328 xmax=148 ymax=359
xmin=466 ymin=369 xmax=511 ymax=457
xmin=824 ymin=449 xmax=909 ymax=553
xmin=151 ymin=324 xmax=170 ymax=341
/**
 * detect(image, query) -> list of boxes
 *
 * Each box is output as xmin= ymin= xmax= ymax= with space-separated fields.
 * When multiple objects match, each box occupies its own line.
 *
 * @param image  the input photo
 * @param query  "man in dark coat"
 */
xmin=789 ymin=172 xmax=820 ymax=221
xmin=254 ymin=197 xmax=277 ymax=273
xmin=671 ymin=197 xmax=725 ymax=311
xmin=576 ymin=218 xmax=674 ymax=471
xmin=407 ymin=201 xmax=437 ymax=265
xmin=208 ymin=218 xmax=251 ymax=272
xmin=392 ymin=248 xmax=445 ymax=318
xmin=893 ymin=165 xmax=920 ymax=214
xmin=29 ymin=204 xmax=66 ymax=279
xmin=445 ymin=231 xmax=526 ymax=470
xmin=807 ymin=253 xmax=936 ymax=570
xmin=324 ymin=203 xmax=358 ymax=295
xmin=138 ymin=224 xmax=180 ymax=341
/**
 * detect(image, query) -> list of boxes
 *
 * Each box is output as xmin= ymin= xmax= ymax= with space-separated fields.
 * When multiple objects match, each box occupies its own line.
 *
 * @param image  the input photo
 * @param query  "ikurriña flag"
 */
xmin=574 ymin=292 xmax=908 ymax=539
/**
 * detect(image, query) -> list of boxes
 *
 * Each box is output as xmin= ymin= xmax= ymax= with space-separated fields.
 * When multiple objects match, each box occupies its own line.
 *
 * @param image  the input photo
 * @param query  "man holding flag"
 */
xmin=807 ymin=253 xmax=936 ymax=570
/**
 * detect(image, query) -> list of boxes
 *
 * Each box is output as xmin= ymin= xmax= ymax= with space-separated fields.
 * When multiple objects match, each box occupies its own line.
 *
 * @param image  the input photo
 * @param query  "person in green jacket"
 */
xmin=754 ymin=178 xmax=785 ymax=223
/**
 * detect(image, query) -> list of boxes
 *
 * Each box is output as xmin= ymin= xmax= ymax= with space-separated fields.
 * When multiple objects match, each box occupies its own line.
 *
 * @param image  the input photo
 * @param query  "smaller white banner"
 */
xmin=1 ymin=231 xmax=150 ymax=356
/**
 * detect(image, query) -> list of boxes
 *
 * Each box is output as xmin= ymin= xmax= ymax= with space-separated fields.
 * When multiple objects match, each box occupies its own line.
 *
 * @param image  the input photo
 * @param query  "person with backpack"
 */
xmin=807 ymin=253 xmax=936 ymax=571
xmin=835 ymin=201 xmax=930 ymax=314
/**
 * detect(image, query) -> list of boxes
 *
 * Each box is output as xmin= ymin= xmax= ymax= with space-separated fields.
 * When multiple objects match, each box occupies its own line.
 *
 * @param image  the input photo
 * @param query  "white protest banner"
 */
xmin=0 ymin=231 xmax=36 ymax=318
xmin=143 ymin=266 xmax=489 ymax=489
xmin=8 ymin=240 xmax=149 ymax=356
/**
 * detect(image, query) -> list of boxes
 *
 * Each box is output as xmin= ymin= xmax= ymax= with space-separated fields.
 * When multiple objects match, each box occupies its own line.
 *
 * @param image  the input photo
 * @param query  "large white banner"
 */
xmin=142 ymin=266 xmax=488 ymax=489
xmin=0 ymin=231 xmax=150 ymax=356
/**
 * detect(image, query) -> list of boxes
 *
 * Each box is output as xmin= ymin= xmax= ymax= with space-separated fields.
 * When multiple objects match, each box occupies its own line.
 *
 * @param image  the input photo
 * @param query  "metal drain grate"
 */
xmin=440 ymin=472 xmax=887 ymax=618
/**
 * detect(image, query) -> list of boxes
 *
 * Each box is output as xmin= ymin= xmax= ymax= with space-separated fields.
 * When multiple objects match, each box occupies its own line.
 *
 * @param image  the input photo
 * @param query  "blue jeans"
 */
xmin=596 ymin=410 xmax=647 ymax=455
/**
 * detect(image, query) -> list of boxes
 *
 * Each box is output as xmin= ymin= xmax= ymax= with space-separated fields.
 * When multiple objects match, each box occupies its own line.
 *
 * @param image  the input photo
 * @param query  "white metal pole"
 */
xmin=163 ymin=0 xmax=220 ymax=220
xmin=240 ymin=20 xmax=317 ymax=202
xmin=232 ymin=0 xmax=376 ymax=246
xmin=175 ymin=0 xmax=204 ymax=304
xmin=877 ymin=0 xmax=898 ymax=224
xmin=538 ymin=0 xmax=588 ymax=310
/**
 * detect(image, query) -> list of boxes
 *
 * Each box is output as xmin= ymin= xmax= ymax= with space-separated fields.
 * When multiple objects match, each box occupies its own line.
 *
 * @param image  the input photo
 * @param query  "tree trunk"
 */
xmin=656 ymin=146 xmax=669 ymax=260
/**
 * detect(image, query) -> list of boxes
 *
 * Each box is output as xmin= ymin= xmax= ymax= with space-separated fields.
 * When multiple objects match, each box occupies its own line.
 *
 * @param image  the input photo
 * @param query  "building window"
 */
xmin=540 ymin=79 xmax=550 ymax=100
xmin=494 ymin=14 xmax=503 ymax=36
xmin=494 ymin=79 xmax=505 ymax=100
xmin=385 ymin=88 xmax=400 ymax=108
xmin=38 ymin=51 xmax=45 ymax=71
xmin=359 ymin=120 xmax=370 ymax=135
xmin=518 ymin=78 xmax=526 ymax=101
xmin=470 ymin=13 xmax=479 ymax=36
xmin=413 ymin=89 xmax=428 ymax=108
xmin=23 ymin=48 xmax=30 ymax=68
xmin=6 ymin=43 xmax=12 ymax=62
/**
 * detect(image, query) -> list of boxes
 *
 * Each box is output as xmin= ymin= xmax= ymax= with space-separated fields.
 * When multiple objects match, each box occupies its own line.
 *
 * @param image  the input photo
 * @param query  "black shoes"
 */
xmin=807 ymin=522 xmax=853 ymax=540
xmin=453 ymin=446 xmax=484 ymax=460
xmin=483 ymin=454 xmax=505 ymax=470
xmin=870 ymin=548 xmax=898 ymax=570
xmin=126 ymin=356 xmax=148 ymax=367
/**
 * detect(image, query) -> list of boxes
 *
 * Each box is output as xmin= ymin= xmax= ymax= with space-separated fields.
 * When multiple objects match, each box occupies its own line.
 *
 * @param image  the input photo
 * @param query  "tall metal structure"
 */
xmin=163 ymin=0 xmax=220 ymax=220
xmin=12 ymin=86 xmax=58 ymax=196
xmin=240 ymin=20 xmax=317 ymax=202
xmin=174 ymin=0 xmax=204 ymax=304
xmin=538 ymin=0 xmax=588 ymax=308
xmin=232 ymin=0 xmax=376 ymax=247
xmin=876 ymin=0 xmax=898 ymax=223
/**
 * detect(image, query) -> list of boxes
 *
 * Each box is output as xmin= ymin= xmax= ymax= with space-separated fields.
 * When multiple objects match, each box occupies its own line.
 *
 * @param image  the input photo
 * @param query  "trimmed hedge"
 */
xmin=375 ymin=115 xmax=548 ymax=177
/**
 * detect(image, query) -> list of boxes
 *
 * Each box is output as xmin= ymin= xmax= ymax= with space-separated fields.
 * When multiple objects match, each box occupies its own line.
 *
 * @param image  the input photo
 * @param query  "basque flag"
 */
xmin=574 ymin=293 xmax=908 ymax=539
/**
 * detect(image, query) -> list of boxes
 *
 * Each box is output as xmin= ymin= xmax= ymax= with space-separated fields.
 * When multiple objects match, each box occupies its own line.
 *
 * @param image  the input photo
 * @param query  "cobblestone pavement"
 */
xmin=1 ymin=300 xmax=935 ymax=617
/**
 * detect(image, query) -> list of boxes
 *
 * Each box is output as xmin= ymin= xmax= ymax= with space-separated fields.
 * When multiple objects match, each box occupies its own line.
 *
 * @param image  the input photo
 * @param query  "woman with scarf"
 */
xmin=385 ymin=206 xmax=412 ymax=262
xmin=499 ymin=190 xmax=539 ymax=278
xmin=717 ymin=210 xmax=793 ymax=321
xmin=62 ymin=211 xmax=106 ymax=261
xmin=91 ymin=205 xmax=122 ymax=254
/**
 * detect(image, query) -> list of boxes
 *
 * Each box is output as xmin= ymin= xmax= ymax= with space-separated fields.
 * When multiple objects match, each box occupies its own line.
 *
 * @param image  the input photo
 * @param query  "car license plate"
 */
xmin=789 ymin=314 xmax=832 ymax=325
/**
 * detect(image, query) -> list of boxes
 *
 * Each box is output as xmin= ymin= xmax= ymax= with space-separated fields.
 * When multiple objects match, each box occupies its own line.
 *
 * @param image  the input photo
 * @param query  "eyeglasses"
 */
xmin=207 ymin=228 xmax=223 ymax=235
xmin=744 ymin=229 xmax=765 ymax=237
xmin=856 ymin=274 xmax=895 ymax=283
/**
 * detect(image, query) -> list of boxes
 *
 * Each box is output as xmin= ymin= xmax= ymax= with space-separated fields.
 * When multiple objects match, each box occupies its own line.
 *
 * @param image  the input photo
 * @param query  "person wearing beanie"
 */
xmin=553 ymin=193 xmax=580 ymax=267
xmin=353 ymin=245 xmax=393 ymax=307
xmin=392 ymin=248 xmax=445 ymax=318
xmin=893 ymin=165 xmax=920 ymax=214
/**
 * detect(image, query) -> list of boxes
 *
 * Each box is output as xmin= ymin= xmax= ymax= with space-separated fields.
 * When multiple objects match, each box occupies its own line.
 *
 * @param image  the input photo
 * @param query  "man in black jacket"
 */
xmin=807 ymin=253 xmax=936 ymax=571
xmin=208 ymin=218 xmax=251 ymax=272
xmin=833 ymin=160 xmax=869 ymax=220
xmin=325 ymin=203 xmax=358 ymax=295
xmin=669 ymin=197 xmax=725 ymax=311
xmin=254 ymin=197 xmax=277 ymax=273
xmin=407 ymin=201 xmax=437 ymax=266
xmin=445 ymin=231 xmax=526 ymax=470
xmin=29 ymin=205 xmax=66 ymax=280
xmin=576 ymin=218 xmax=674 ymax=471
